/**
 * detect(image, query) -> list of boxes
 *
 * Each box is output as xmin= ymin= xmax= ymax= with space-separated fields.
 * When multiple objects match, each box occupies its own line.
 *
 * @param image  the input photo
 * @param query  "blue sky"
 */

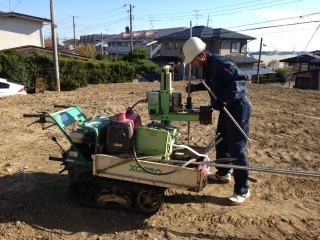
xmin=1 ymin=0 xmax=319 ymax=52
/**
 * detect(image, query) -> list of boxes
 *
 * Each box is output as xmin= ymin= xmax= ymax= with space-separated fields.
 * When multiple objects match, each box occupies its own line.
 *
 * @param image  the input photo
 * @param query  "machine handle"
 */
xmin=49 ymin=156 xmax=63 ymax=162
xmin=23 ymin=113 xmax=41 ymax=118
xmin=54 ymin=104 xmax=72 ymax=108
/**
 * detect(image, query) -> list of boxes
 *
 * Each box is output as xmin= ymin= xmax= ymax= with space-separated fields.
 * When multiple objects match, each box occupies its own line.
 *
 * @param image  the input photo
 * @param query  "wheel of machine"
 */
xmin=136 ymin=189 xmax=162 ymax=215
xmin=68 ymin=179 xmax=94 ymax=202
xmin=68 ymin=169 xmax=91 ymax=180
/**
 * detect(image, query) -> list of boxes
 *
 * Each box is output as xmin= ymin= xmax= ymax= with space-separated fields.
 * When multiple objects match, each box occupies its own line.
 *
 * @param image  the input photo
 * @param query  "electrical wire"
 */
xmin=228 ymin=12 xmax=320 ymax=29
xmin=79 ymin=4 xmax=127 ymax=19
xmin=139 ymin=0 xmax=301 ymax=21
xmin=238 ymin=20 xmax=320 ymax=32
xmin=0 ymin=0 xmax=21 ymax=27
xmin=303 ymin=24 xmax=320 ymax=52
xmin=132 ymin=134 xmax=198 ymax=176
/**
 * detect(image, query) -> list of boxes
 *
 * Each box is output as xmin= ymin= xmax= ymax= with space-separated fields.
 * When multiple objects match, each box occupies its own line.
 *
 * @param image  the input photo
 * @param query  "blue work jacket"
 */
xmin=193 ymin=53 xmax=248 ymax=106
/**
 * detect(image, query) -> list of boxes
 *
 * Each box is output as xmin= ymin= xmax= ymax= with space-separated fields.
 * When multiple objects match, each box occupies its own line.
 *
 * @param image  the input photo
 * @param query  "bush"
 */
xmin=123 ymin=47 xmax=161 ymax=77
xmin=59 ymin=58 xmax=88 ymax=90
xmin=0 ymin=51 xmax=31 ymax=87
xmin=0 ymin=51 xmax=137 ymax=92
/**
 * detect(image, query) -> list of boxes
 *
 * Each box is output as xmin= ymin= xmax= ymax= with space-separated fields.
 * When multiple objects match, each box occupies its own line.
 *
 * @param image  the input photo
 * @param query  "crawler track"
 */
xmin=68 ymin=173 xmax=166 ymax=215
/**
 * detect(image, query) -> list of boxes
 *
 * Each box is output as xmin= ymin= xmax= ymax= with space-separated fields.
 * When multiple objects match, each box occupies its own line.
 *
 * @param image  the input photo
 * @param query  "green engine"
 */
xmin=135 ymin=123 xmax=179 ymax=159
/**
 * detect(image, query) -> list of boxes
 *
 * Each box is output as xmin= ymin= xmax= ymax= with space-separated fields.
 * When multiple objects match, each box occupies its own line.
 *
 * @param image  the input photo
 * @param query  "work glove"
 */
xmin=185 ymin=84 xmax=197 ymax=93
xmin=212 ymin=98 xmax=226 ymax=111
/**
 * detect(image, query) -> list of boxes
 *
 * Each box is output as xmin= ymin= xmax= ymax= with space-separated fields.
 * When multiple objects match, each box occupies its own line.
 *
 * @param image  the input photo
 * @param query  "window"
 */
xmin=231 ymin=42 xmax=241 ymax=53
xmin=180 ymin=44 xmax=183 ymax=54
xmin=165 ymin=42 xmax=173 ymax=50
xmin=174 ymin=42 xmax=178 ymax=50
xmin=231 ymin=42 xmax=246 ymax=53
xmin=0 ymin=82 xmax=9 ymax=89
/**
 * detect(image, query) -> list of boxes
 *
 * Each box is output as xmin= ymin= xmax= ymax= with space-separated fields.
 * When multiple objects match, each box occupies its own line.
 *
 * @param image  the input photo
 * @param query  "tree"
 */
xmin=95 ymin=53 xmax=108 ymax=61
xmin=123 ymin=47 xmax=149 ymax=62
xmin=267 ymin=59 xmax=280 ymax=70
xmin=75 ymin=44 xmax=96 ymax=58
xmin=122 ymin=47 xmax=161 ymax=77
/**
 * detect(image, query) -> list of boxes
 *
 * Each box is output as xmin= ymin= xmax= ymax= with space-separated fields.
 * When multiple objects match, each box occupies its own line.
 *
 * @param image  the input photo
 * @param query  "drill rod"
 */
xmin=158 ymin=159 xmax=320 ymax=178
xmin=201 ymin=80 xmax=252 ymax=144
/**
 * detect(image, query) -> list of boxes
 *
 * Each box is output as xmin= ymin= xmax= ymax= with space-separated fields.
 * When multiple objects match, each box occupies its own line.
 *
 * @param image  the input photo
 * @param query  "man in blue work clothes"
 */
xmin=183 ymin=37 xmax=251 ymax=205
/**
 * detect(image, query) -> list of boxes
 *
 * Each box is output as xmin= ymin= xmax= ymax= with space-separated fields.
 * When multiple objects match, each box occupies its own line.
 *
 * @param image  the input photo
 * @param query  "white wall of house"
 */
xmin=0 ymin=17 xmax=45 ymax=50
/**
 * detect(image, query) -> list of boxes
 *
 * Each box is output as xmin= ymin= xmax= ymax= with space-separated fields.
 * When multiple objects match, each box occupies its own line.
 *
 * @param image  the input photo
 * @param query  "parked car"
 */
xmin=0 ymin=78 xmax=27 ymax=98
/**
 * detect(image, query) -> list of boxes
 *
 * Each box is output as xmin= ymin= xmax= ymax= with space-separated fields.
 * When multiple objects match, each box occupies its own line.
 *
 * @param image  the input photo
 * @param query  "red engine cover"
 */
xmin=116 ymin=108 xmax=141 ymax=130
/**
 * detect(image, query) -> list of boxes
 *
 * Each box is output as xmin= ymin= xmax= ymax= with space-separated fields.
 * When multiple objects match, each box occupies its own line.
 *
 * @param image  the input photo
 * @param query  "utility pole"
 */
xmin=194 ymin=10 xmax=199 ymax=26
xmin=186 ymin=21 xmax=193 ymax=145
xmin=129 ymin=4 xmax=134 ymax=52
xmin=188 ymin=21 xmax=192 ymax=82
xmin=101 ymin=33 xmax=103 ymax=53
xmin=207 ymin=14 xmax=212 ymax=27
xmin=257 ymin=37 xmax=263 ymax=84
xmin=50 ymin=0 xmax=60 ymax=91
xmin=73 ymin=16 xmax=76 ymax=53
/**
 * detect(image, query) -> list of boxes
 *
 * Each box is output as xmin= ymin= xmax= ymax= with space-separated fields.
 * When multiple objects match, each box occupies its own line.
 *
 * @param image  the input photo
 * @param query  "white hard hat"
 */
xmin=183 ymin=37 xmax=206 ymax=64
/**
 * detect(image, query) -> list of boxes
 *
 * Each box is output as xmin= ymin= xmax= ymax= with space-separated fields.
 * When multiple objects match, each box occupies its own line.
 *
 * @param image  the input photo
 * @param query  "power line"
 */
xmin=239 ymin=20 xmax=320 ymax=32
xmin=145 ymin=0 xmax=274 ymax=17
xmin=78 ymin=4 xmax=127 ymax=19
xmin=303 ymin=24 xmax=320 ymax=51
xmin=0 ymin=0 xmax=22 ymax=27
xmin=78 ymin=10 xmax=127 ymax=20
xmin=140 ymin=0 xmax=300 ymax=21
xmin=228 ymin=12 xmax=320 ymax=29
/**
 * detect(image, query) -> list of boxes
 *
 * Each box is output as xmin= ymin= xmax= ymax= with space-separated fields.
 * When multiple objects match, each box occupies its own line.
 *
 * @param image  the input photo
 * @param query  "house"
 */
xmin=153 ymin=25 xmax=274 ymax=80
xmin=310 ymin=50 xmax=320 ymax=58
xmin=79 ymin=34 xmax=111 ymax=54
xmin=293 ymin=58 xmax=320 ymax=90
xmin=0 ymin=12 xmax=50 ymax=51
xmin=295 ymin=69 xmax=320 ymax=90
xmin=83 ymin=27 xmax=188 ymax=57
xmin=62 ymin=39 xmax=81 ymax=53
xmin=279 ymin=54 xmax=317 ymax=73
xmin=279 ymin=52 xmax=320 ymax=90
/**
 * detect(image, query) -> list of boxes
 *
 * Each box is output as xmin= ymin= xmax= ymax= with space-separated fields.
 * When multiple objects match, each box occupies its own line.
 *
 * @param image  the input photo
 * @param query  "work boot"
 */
xmin=208 ymin=172 xmax=231 ymax=183
xmin=227 ymin=190 xmax=251 ymax=206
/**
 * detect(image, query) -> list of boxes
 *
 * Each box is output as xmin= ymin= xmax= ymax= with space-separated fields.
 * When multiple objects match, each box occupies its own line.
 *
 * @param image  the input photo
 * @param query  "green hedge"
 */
xmin=0 ymin=51 xmax=136 ymax=91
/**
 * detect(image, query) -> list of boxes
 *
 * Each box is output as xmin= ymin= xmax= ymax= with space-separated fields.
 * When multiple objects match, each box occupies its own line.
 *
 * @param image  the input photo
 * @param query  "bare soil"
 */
xmin=0 ymin=81 xmax=319 ymax=240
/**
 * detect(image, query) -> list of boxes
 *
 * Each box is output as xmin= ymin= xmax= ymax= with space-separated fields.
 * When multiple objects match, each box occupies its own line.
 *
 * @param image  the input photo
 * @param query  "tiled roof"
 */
xmin=227 ymin=54 xmax=259 ymax=64
xmin=279 ymin=54 xmax=316 ymax=63
xmin=155 ymin=26 xmax=255 ymax=41
xmin=107 ymin=27 xmax=188 ymax=42
xmin=240 ymin=68 xmax=275 ymax=76
xmin=0 ymin=11 xmax=50 ymax=24
xmin=310 ymin=58 xmax=320 ymax=64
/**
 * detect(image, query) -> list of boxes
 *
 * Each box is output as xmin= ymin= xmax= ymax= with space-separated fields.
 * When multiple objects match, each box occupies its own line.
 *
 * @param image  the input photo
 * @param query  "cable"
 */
xmin=303 ymin=24 xmax=320 ymax=52
xmin=10 ymin=0 xmax=21 ymax=12
xmin=238 ymin=20 xmax=320 ymax=32
xmin=139 ymin=0 xmax=301 ymax=21
xmin=132 ymin=134 xmax=198 ymax=176
xmin=0 ymin=0 xmax=21 ymax=27
xmin=228 ymin=12 xmax=320 ymax=29
xmin=76 ymin=4 xmax=127 ymax=19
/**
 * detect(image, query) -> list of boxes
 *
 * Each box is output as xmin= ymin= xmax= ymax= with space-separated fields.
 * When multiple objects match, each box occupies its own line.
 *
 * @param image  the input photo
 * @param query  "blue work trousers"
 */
xmin=215 ymin=96 xmax=251 ymax=195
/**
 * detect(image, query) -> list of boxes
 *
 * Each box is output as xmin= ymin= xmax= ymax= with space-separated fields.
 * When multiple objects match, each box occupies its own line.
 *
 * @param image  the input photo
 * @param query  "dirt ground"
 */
xmin=0 ymin=80 xmax=319 ymax=240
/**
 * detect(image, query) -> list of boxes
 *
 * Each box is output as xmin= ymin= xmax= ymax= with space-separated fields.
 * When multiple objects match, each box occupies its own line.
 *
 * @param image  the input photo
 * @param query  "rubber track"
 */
xmin=68 ymin=174 xmax=166 ymax=215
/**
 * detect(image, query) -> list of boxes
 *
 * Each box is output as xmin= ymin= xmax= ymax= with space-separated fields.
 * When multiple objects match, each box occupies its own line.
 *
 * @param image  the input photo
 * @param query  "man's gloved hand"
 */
xmin=212 ymin=98 xmax=226 ymax=110
xmin=185 ymin=84 xmax=197 ymax=93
